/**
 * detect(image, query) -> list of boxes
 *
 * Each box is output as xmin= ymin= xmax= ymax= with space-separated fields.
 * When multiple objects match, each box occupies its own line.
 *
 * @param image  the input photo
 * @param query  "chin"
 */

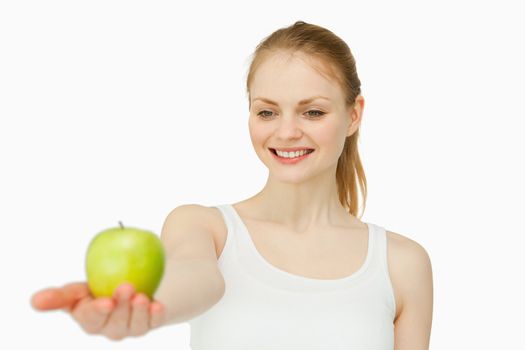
xmin=268 ymin=171 xmax=317 ymax=184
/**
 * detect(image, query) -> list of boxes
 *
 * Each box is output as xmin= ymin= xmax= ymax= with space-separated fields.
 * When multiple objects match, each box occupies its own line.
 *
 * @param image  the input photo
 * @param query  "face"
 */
xmin=248 ymin=51 xmax=362 ymax=183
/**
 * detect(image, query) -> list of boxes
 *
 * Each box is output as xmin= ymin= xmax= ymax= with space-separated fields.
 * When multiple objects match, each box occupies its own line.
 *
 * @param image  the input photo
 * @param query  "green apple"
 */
xmin=85 ymin=221 xmax=165 ymax=299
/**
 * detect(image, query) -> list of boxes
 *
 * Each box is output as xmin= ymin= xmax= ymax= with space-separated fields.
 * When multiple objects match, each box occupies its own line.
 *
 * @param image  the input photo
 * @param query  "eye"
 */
xmin=257 ymin=110 xmax=274 ymax=119
xmin=306 ymin=110 xmax=325 ymax=118
xmin=256 ymin=110 xmax=325 ymax=120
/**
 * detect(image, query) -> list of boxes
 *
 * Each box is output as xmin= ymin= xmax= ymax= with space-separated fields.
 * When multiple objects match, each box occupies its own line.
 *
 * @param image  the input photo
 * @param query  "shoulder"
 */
xmin=161 ymin=204 xmax=225 ymax=258
xmin=164 ymin=204 xmax=223 ymax=224
xmin=386 ymin=230 xmax=432 ymax=264
xmin=166 ymin=203 xmax=219 ymax=220
xmin=165 ymin=204 xmax=225 ymax=232
xmin=164 ymin=203 xmax=226 ymax=248
xmin=385 ymin=230 xmax=433 ymax=320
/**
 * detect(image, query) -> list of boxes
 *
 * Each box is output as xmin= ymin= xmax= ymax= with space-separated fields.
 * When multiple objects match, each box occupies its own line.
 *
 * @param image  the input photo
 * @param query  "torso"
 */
xmin=204 ymin=201 xmax=404 ymax=322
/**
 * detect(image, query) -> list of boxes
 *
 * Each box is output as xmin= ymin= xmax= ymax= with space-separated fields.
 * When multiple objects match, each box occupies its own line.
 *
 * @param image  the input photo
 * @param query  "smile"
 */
xmin=269 ymin=148 xmax=315 ymax=164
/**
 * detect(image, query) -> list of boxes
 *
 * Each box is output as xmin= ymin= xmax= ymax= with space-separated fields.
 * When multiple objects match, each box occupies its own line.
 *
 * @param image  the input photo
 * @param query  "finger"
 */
xmin=128 ymin=293 xmax=150 ymax=337
xmin=31 ymin=282 xmax=90 ymax=311
xmin=102 ymin=283 xmax=134 ymax=341
xmin=71 ymin=297 xmax=114 ymax=334
xmin=149 ymin=301 xmax=166 ymax=330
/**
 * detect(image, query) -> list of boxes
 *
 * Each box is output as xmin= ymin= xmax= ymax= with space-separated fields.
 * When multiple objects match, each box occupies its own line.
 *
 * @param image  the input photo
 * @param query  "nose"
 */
xmin=275 ymin=114 xmax=303 ymax=140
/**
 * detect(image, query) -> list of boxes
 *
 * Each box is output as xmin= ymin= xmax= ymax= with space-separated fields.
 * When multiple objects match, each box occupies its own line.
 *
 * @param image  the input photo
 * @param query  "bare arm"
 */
xmin=154 ymin=258 xmax=225 ymax=325
xmin=30 ymin=204 xmax=225 ymax=339
xmin=154 ymin=204 xmax=226 ymax=325
xmin=393 ymin=238 xmax=434 ymax=350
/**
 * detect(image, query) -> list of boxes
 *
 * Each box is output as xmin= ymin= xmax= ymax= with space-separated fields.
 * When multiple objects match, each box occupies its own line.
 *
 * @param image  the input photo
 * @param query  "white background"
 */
xmin=1 ymin=0 xmax=524 ymax=348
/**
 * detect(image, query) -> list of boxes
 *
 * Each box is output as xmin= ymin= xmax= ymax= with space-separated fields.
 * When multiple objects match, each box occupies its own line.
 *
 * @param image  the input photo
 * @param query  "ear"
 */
xmin=346 ymin=95 xmax=365 ymax=137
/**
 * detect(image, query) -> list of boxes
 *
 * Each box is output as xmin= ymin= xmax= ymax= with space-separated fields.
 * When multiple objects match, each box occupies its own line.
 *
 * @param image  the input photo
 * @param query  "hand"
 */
xmin=30 ymin=282 xmax=166 ymax=340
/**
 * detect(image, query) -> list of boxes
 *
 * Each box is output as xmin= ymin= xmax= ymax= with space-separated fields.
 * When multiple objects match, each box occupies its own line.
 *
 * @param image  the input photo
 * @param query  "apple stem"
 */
xmin=119 ymin=221 xmax=124 ymax=229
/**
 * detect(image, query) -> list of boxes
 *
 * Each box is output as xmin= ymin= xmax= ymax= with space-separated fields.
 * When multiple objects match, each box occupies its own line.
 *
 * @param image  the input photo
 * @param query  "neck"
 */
xmin=248 ymin=166 xmax=355 ymax=233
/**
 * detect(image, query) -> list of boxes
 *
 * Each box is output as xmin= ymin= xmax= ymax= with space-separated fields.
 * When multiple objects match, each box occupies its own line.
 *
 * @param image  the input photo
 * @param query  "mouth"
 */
xmin=268 ymin=148 xmax=315 ymax=157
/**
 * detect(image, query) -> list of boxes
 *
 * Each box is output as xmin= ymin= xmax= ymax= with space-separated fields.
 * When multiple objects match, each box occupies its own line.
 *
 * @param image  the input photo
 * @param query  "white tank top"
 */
xmin=187 ymin=204 xmax=397 ymax=349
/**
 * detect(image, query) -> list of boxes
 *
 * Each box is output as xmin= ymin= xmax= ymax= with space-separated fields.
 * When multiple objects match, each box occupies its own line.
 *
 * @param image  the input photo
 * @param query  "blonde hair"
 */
xmin=245 ymin=21 xmax=367 ymax=219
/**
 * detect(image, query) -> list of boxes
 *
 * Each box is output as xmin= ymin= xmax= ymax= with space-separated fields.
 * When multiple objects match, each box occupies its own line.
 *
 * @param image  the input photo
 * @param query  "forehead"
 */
xmin=250 ymin=52 xmax=343 ymax=103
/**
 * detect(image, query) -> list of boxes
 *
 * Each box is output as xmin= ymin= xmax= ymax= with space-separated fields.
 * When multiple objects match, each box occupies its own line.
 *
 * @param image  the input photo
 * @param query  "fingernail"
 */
xmin=97 ymin=299 xmax=113 ymax=313
xmin=100 ymin=303 xmax=113 ymax=313
xmin=116 ymin=285 xmax=132 ymax=300
xmin=134 ymin=293 xmax=148 ymax=304
xmin=151 ymin=302 xmax=164 ymax=313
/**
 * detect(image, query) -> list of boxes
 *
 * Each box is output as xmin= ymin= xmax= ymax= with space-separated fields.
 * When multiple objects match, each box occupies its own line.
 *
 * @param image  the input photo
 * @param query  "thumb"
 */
xmin=31 ymin=282 xmax=91 ymax=312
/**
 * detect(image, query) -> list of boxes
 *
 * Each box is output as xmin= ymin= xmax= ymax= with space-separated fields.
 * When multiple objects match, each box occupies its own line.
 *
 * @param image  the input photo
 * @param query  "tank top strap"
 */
xmin=211 ymin=204 xmax=240 ymax=263
xmin=370 ymin=223 xmax=392 ymax=280
xmin=366 ymin=222 xmax=383 ymax=270
xmin=212 ymin=204 xmax=236 ymax=235
xmin=373 ymin=223 xmax=389 ymax=272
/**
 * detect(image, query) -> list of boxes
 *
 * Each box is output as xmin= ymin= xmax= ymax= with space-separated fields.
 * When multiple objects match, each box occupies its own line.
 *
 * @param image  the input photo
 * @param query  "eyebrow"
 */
xmin=252 ymin=95 xmax=331 ymax=106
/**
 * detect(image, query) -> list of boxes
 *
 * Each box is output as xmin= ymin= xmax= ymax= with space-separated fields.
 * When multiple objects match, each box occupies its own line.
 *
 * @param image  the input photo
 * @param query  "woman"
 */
xmin=31 ymin=21 xmax=433 ymax=349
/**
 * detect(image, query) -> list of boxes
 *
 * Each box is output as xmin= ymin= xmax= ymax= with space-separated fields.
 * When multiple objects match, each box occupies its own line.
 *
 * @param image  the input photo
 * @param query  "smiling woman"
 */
xmin=185 ymin=20 xmax=433 ymax=350
xmin=29 ymin=19 xmax=433 ymax=350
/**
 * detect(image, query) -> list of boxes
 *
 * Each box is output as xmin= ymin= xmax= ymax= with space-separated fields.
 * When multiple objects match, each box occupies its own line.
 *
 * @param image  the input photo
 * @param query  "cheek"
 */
xmin=248 ymin=119 xmax=268 ymax=148
xmin=315 ymin=122 xmax=346 ymax=152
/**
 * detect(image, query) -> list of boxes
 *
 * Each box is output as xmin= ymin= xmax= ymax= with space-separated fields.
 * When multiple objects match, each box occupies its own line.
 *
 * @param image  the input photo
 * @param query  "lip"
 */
xmin=269 ymin=148 xmax=314 ymax=164
xmin=271 ymin=147 xmax=315 ymax=152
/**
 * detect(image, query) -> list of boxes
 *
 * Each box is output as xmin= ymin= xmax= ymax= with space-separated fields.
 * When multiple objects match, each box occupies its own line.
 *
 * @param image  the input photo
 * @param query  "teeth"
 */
xmin=275 ymin=149 xmax=312 ymax=158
